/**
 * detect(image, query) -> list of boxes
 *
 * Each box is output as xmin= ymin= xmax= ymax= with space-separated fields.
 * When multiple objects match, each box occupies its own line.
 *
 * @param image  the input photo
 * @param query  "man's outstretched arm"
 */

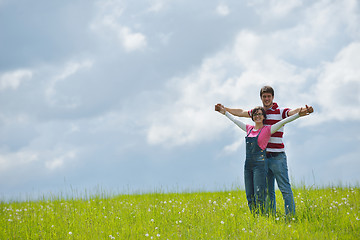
xmin=215 ymin=104 xmax=250 ymax=118
xmin=288 ymin=105 xmax=314 ymax=116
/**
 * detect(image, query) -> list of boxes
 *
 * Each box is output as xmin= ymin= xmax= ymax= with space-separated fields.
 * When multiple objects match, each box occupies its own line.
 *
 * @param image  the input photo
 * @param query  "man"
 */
xmin=217 ymin=86 xmax=313 ymax=215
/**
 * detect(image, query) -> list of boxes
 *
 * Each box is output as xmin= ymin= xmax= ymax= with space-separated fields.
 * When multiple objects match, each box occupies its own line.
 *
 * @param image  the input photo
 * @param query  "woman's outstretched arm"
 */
xmin=224 ymin=111 xmax=247 ymax=132
xmin=270 ymin=107 xmax=312 ymax=134
xmin=216 ymin=103 xmax=247 ymax=132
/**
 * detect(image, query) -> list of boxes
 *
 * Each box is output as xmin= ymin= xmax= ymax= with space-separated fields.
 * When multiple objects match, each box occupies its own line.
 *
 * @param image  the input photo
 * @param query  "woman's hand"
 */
xmin=215 ymin=103 xmax=226 ymax=115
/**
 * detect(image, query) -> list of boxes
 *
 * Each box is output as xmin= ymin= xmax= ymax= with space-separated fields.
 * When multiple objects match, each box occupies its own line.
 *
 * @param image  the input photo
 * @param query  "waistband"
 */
xmin=266 ymin=152 xmax=284 ymax=158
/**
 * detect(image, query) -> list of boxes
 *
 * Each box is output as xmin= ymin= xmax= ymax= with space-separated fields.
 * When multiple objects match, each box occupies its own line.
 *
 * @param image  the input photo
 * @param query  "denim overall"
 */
xmin=244 ymin=127 xmax=267 ymax=213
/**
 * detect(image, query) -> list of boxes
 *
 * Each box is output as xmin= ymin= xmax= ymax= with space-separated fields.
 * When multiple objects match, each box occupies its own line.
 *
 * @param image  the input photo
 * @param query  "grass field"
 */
xmin=1 ymin=186 xmax=359 ymax=239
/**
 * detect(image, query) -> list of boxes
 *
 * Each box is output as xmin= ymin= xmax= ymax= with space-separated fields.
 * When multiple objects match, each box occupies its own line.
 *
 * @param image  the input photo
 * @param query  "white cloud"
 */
xmin=119 ymin=26 xmax=147 ymax=51
xmin=312 ymin=42 xmax=360 ymax=122
xmin=158 ymin=32 xmax=173 ymax=46
xmin=0 ymin=148 xmax=78 ymax=173
xmin=147 ymin=0 xmax=166 ymax=12
xmin=247 ymin=0 xmax=302 ymax=19
xmin=246 ymin=0 xmax=360 ymax=60
xmin=91 ymin=0 xmax=147 ymax=52
xmin=0 ymin=69 xmax=32 ymax=91
xmin=45 ymin=150 xmax=77 ymax=171
xmin=216 ymin=3 xmax=230 ymax=16
xmin=144 ymin=0 xmax=360 ymax=147
xmin=0 ymin=151 xmax=39 ymax=173
xmin=45 ymin=59 xmax=93 ymax=107
xmin=223 ymin=137 xmax=243 ymax=154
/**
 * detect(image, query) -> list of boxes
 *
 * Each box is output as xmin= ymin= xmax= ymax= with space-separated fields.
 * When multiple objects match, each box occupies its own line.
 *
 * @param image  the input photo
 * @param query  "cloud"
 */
xmin=216 ymin=3 xmax=230 ymax=16
xmin=91 ymin=0 xmax=147 ymax=52
xmin=223 ymin=136 xmax=243 ymax=154
xmin=0 ymin=150 xmax=38 ymax=173
xmin=147 ymin=0 xmax=166 ymax=12
xmin=145 ymin=54 xmax=236 ymax=146
xmin=312 ymin=42 xmax=360 ymax=122
xmin=248 ymin=0 xmax=302 ymax=19
xmin=45 ymin=150 xmax=77 ymax=171
xmin=144 ymin=0 xmax=360 ymax=147
xmin=0 ymin=69 xmax=32 ymax=91
xmin=45 ymin=59 xmax=94 ymax=108
xmin=119 ymin=26 xmax=147 ymax=51
xmin=144 ymin=28 xmax=312 ymax=147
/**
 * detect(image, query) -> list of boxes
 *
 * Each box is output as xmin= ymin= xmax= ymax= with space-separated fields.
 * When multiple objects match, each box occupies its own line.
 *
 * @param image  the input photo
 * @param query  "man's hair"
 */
xmin=251 ymin=106 xmax=267 ymax=124
xmin=260 ymin=86 xmax=274 ymax=97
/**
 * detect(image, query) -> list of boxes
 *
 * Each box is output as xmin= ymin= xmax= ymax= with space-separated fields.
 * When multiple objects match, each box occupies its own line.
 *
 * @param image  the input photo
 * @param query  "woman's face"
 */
xmin=252 ymin=110 xmax=264 ymax=123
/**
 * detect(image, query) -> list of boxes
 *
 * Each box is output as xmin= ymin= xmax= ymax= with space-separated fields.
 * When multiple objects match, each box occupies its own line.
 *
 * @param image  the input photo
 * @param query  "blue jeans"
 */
xmin=266 ymin=152 xmax=295 ymax=215
xmin=244 ymin=158 xmax=267 ymax=214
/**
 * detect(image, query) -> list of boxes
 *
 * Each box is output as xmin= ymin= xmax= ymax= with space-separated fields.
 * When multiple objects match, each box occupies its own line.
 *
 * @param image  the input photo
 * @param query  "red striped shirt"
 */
xmin=249 ymin=103 xmax=291 ymax=152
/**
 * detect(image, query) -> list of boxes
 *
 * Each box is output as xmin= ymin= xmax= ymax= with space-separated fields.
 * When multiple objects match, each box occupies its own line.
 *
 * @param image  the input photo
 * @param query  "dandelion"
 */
xmin=221 ymin=221 xmax=225 ymax=224
xmin=157 ymin=234 xmax=160 ymax=237
xmin=230 ymin=213 xmax=234 ymax=217
xmin=69 ymin=232 xmax=72 ymax=235
xmin=288 ymin=225 xmax=291 ymax=228
xmin=151 ymin=219 xmax=154 ymax=222
xmin=145 ymin=233 xmax=149 ymax=237
xmin=276 ymin=217 xmax=279 ymax=221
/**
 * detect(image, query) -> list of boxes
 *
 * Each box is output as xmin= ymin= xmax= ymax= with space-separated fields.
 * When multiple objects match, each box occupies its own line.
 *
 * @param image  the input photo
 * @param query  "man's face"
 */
xmin=261 ymin=93 xmax=274 ymax=108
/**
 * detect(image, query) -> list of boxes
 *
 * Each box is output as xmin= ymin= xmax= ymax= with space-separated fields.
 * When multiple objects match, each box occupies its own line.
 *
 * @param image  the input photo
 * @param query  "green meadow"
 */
xmin=1 ymin=186 xmax=359 ymax=239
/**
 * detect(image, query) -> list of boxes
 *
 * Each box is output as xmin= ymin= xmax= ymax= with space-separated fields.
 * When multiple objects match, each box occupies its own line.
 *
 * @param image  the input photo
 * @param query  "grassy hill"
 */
xmin=1 ymin=186 xmax=359 ymax=239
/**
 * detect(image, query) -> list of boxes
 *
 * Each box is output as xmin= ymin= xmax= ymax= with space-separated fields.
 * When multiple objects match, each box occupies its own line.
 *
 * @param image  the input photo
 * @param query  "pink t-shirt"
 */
xmin=246 ymin=125 xmax=272 ymax=150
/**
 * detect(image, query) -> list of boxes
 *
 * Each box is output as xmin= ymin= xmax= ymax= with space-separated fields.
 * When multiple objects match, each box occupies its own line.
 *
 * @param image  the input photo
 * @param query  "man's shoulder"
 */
xmin=267 ymin=103 xmax=291 ymax=119
xmin=271 ymin=102 xmax=290 ymax=111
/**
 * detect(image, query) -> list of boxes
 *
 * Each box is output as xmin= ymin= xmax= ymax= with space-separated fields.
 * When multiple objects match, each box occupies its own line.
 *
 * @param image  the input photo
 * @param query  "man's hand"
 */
xmin=299 ymin=105 xmax=314 ymax=116
xmin=305 ymin=105 xmax=314 ymax=114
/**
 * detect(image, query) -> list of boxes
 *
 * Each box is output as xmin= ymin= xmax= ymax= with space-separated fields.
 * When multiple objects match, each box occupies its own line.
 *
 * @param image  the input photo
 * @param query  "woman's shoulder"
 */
xmin=261 ymin=125 xmax=272 ymax=134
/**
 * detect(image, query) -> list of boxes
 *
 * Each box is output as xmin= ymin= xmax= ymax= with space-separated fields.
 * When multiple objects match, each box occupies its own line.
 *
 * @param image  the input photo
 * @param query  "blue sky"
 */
xmin=1 ymin=0 xmax=360 ymax=200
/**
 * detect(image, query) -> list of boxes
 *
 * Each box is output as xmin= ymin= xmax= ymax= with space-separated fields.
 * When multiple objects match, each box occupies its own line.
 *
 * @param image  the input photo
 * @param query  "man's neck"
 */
xmin=264 ymin=103 xmax=274 ymax=111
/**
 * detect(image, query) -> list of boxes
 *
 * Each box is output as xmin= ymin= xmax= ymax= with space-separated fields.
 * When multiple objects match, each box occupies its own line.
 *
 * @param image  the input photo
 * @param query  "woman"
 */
xmin=215 ymin=104 xmax=311 ymax=213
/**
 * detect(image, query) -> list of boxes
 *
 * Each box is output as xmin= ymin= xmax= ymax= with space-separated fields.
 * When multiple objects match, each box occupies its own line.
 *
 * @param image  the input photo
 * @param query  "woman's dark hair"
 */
xmin=260 ymin=85 xmax=274 ymax=97
xmin=251 ymin=106 xmax=267 ymax=124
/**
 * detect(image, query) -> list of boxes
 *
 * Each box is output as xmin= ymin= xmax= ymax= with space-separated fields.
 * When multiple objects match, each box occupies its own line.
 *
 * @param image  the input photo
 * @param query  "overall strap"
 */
xmin=257 ymin=126 xmax=264 ymax=137
xmin=246 ymin=126 xmax=265 ymax=138
xmin=246 ymin=127 xmax=254 ymax=137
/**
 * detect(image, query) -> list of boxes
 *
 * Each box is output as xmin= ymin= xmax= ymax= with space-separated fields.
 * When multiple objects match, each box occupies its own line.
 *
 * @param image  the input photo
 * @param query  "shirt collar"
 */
xmin=269 ymin=102 xmax=278 ymax=111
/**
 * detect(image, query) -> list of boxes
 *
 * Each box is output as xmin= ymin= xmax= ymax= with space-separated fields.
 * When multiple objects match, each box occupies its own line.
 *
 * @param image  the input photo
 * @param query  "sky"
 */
xmin=1 ymin=0 xmax=360 ymax=200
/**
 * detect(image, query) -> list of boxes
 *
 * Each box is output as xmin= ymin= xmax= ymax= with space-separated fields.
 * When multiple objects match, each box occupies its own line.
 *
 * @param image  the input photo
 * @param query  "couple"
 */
xmin=215 ymin=86 xmax=313 ymax=215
